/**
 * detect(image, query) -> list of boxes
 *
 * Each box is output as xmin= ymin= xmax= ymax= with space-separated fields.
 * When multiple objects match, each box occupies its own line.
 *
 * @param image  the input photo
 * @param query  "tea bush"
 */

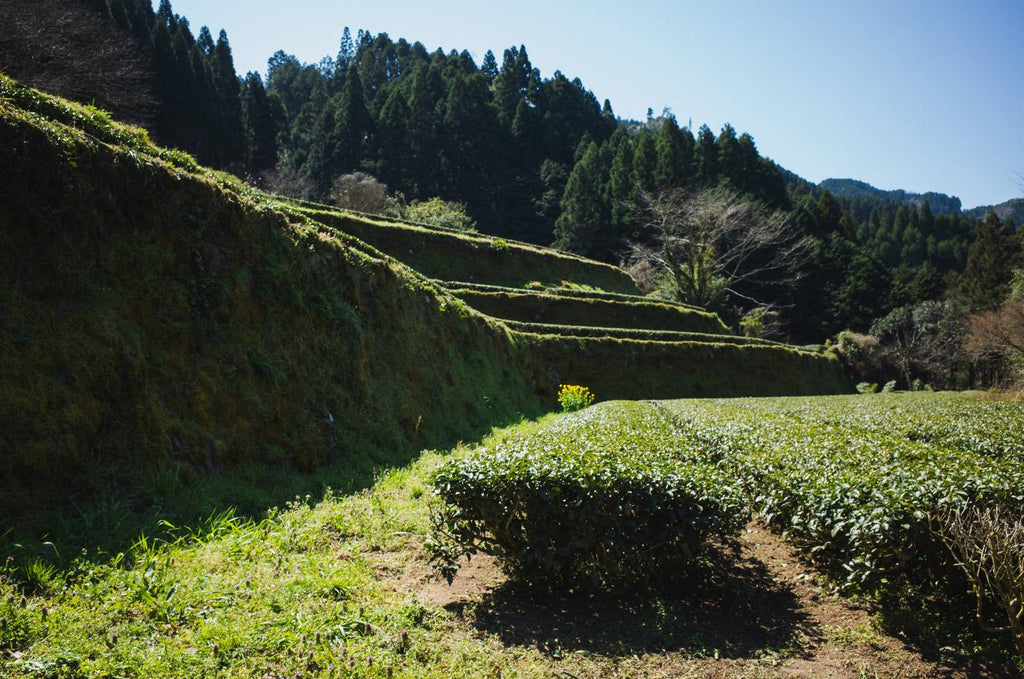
xmin=429 ymin=401 xmax=747 ymax=591
xmin=660 ymin=395 xmax=1024 ymax=592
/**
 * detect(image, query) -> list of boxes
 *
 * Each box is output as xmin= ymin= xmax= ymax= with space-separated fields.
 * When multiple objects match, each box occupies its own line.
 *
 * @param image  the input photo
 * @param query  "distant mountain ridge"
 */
xmin=818 ymin=178 xmax=1022 ymax=226
xmin=964 ymin=198 xmax=1024 ymax=226
xmin=818 ymin=178 xmax=963 ymax=215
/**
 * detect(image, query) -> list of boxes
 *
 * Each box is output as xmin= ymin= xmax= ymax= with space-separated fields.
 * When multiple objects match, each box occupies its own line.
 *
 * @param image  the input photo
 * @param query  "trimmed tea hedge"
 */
xmin=722 ymin=392 xmax=1024 ymax=459
xmin=430 ymin=401 xmax=747 ymax=590
xmin=659 ymin=395 xmax=1024 ymax=590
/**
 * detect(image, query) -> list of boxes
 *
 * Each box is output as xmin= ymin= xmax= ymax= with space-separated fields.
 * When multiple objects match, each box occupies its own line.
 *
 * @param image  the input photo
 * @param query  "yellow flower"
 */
xmin=557 ymin=384 xmax=595 ymax=412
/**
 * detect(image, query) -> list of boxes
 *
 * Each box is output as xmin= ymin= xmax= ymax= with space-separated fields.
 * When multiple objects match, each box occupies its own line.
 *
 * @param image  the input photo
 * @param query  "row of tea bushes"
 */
xmin=718 ymin=392 xmax=1024 ymax=459
xmin=432 ymin=394 xmax=1022 ymax=596
xmin=429 ymin=401 xmax=747 ymax=591
xmin=659 ymin=396 xmax=1024 ymax=590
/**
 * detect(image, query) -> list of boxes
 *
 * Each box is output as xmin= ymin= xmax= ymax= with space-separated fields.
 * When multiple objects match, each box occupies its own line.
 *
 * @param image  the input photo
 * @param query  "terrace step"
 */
xmin=291 ymin=205 xmax=639 ymax=294
xmin=497 ymin=319 xmax=773 ymax=346
xmin=448 ymin=288 xmax=729 ymax=335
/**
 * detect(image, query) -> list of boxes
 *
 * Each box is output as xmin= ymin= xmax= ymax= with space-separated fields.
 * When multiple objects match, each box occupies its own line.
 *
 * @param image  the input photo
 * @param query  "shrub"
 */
xmin=856 ymin=382 xmax=879 ymax=394
xmin=931 ymin=502 xmax=1024 ymax=656
xmin=428 ymin=402 xmax=747 ymax=591
xmin=403 ymin=197 xmax=477 ymax=232
xmin=329 ymin=172 xmax=390 ymax=213
xmin=739 ymin=306 xmax=778 ymax=339
xmin=882 ymin=379 xmax=898 ymax=393
xmin=557 ymin=384 xmax=595 ymax=412
xmin=836 ymin=330 xmax=883 ymax=382
xmin=661 ymin=395 xmax=1024 ymax=595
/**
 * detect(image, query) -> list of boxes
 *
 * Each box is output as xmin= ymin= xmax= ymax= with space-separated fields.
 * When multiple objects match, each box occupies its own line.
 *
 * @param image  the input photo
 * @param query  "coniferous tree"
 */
xmin=632 ymin=133 xmax=657 ymax=193
xmin=654 ymin=114 xmax=692 ymax=188
xmin=241 ymin=71 xmax=284 ymax=175
xmin=694 ymin=124 xmax=718 ymax=184
xmin=816 ymin=190 xmax=842 ymax=236
xmin=716 ymin=123 xmax=741 ymax=187
xmin=553 ymin=140 xmax=612 ymax=258
xmin=211 ymin=29 xmax=244 ymax=166
xmin=337 ymin=27 xmax=355 ymax=72
xmin=608 ymin=131 xmax=637 ymax=230
xmin=480 ymin=50 xmax=498 ymax=82
xmin=959 ymin=212 xmax=1023 ymax=311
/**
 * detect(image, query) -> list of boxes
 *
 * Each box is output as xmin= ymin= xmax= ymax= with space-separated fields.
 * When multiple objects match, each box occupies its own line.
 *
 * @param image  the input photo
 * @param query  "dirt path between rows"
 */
xmin=387 ymin=521 xmax=1019 ymax=678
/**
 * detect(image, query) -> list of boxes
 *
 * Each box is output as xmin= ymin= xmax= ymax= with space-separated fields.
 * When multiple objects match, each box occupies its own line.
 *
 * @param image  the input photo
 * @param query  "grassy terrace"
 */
xmin=436 ymin=280 xmax=708 ymax=310
xmin=448 ymin=288 xmax=730 ymax=335
xmin=499 ymin=319 xmax=780 ymax=345
xmin=289 ymin=206 xmax=640 ymax=294
xmin=517 ymin=334 xmax=847 ymax=400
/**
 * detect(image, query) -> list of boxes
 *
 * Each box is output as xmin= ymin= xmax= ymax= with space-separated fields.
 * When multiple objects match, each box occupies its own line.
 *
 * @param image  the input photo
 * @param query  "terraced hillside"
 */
xmin=285 ymin=200 xmax=851 ymax=400
xmin=0 ymin=75 xmax=849 ymax=529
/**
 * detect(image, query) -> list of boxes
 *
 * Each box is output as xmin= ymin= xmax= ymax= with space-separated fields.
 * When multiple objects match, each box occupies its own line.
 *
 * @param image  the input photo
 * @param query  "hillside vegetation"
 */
xmin=0 ymin=74 xmax=539 ymax=527
xmin=6 ymin=0 xmax=1022 ymax=390
xmin=0 ymin=75 xmax=849 ymax=542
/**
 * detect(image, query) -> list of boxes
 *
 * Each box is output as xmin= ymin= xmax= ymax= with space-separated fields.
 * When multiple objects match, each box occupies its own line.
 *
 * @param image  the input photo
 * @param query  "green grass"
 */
xmin=0 ymin=80 xmax=543 ymax=537
xmin=438 ymin=280 xmax=708 ymax=311
xmin=291 ymin=206 xmax=640 ymax=294
xmin=515 ymin=333 xmax=851 ymax=401
xmin=0 ymin=73 xmax=198 ymax=173
xmin=449 ymin=288 xmax=730 ymax=334
xmin=0 ymin=423 xmax=561 ymax=679
xmin=499 ymin=319 xmax=780 ymax=345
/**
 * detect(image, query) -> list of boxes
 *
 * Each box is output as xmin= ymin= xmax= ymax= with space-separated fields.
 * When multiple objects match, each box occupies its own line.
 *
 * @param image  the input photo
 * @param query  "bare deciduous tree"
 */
xmin=931 ymin=503 xmax=1024 ymax=656
xmin=328 ymin=172 xmax=391 ymax=214
xmin=0 ymin=0 xmax=155 ymax=123
xmin=967 ymin=298 xmax=1024 ymax=387
xmin=629 ymin=187 xmax=811 ymax=310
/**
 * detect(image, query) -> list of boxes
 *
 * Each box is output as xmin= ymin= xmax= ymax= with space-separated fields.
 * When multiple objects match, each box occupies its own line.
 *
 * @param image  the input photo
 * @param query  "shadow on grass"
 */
xmin=0 ymin=409 xmax=539 ymax=574
xmin=875 ymin=587 xmax=1024 ymax=677
xmin=457 ymin=540 xmax=817 ymax=661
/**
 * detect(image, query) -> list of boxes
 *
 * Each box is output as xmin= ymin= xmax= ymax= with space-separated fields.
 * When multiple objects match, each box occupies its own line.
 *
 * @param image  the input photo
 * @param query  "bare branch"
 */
xmin=931 ymin=503 xmax=1024 ymax=654
xmin=628 ymin=186 xmax=811 ymax=310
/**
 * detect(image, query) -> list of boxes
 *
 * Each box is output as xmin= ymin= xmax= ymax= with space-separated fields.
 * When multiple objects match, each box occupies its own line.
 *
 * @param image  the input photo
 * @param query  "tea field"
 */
xmin=3 ymin=392 xmax=1022 ymax=677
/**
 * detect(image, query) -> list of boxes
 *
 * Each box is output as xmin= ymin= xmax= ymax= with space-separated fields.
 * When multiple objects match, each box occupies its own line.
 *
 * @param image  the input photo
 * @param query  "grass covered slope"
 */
xmin=291 ymin=206 xmax=640 ymax=293
xmin=0 ymin=75 xmax=540 ymax=521
xmin=448 ymin=288 xmax=730 ymax=334
xmin=518 ymin=334 xmax=849 ymax=400
xmin=0 ymin=75 xmax=850 ymax=537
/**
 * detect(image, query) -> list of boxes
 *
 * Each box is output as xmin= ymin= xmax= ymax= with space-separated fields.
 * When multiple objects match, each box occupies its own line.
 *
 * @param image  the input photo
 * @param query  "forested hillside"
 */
xmin=2 ymin=0 xmax=1022 ymax=388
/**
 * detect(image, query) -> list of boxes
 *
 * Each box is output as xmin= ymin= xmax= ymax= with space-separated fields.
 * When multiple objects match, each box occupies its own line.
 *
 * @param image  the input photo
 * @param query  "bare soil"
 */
xmin=385 ymin=522 xmax=1021 ymax=678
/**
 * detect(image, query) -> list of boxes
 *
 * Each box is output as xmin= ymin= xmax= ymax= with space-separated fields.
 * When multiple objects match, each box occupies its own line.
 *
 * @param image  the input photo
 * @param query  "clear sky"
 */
xmin=160 ymin=0 xmax=1023 ymax=209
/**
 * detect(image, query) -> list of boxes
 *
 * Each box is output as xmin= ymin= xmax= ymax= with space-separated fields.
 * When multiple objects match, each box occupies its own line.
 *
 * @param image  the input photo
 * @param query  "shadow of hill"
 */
xmin=0 ymin=407 xmax=539 ymax=571
xmin=458 ymin=540 xmax=816 ymax=661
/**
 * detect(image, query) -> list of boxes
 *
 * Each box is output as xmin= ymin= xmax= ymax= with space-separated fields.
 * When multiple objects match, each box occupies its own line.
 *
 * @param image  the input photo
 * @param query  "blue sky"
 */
xmin=161 ymin=0 xmax=1023 ymax=209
